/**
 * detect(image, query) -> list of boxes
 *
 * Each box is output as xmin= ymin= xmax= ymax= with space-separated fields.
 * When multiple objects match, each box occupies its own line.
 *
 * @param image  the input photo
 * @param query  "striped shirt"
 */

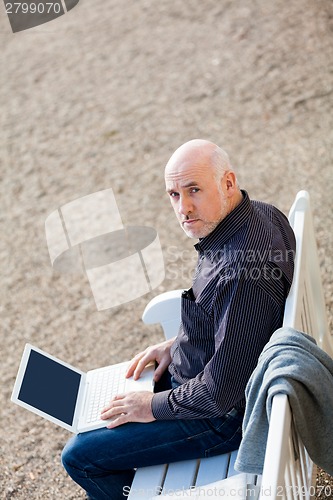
xmin=152 ymin=191 xmax=296 ymax=420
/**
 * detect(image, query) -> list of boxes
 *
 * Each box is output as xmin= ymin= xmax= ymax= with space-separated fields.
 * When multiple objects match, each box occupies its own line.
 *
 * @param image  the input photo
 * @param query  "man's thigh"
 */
xmin=63 ymin=410 xmax=243 ymax=472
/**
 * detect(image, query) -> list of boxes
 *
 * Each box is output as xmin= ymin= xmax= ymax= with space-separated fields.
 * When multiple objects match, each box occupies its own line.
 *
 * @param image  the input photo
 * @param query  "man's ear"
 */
xmin=224 ymin=171 xmax=237 ymax=194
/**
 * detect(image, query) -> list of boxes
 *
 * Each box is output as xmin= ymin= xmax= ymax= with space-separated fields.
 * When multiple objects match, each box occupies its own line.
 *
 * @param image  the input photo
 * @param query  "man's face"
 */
xmin=165 ymin=159 xmax=229 ymax=239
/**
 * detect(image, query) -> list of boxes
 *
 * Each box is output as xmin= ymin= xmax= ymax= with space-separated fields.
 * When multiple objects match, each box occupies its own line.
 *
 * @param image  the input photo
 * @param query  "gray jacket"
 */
xmin=235 ymin=327 xmax=333 ymax=476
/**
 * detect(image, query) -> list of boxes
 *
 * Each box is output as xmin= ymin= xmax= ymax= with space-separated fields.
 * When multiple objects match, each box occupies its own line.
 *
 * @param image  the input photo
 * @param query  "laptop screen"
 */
xmin=18 ymin=349 xmax=81 ymax=426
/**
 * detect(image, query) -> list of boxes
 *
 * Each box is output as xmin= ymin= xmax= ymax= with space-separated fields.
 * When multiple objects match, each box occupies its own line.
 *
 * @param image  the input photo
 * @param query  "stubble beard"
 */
xmin=180 ymin=217 xmax=223 ymax=239
xmin=181 ymin=194 xmax=228 ymax=239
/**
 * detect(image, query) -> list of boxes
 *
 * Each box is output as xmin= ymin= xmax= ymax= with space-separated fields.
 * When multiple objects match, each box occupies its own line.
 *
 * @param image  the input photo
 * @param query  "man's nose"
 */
xmin=178 ymin=195 xmax=193 ymax=216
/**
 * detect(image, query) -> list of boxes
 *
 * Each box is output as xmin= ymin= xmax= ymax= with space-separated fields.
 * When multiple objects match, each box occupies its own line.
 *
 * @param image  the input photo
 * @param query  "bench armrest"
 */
xmin=142 ymin=289 xmax=183 ymax=340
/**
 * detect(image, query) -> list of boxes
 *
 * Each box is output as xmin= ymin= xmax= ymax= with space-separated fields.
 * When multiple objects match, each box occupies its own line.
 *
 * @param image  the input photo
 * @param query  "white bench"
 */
xmin=128 ymin=191 xmax=332 ymax=500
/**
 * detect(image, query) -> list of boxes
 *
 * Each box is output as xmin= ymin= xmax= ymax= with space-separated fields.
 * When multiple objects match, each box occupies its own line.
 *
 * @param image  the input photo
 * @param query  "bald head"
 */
xmin=165 ymin=139 xmax=232 ymax=184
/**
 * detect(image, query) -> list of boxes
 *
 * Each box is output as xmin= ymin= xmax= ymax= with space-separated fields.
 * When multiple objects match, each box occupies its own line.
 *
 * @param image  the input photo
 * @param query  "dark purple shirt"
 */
xmin=152 ymin=191 xmax=296 ymax=419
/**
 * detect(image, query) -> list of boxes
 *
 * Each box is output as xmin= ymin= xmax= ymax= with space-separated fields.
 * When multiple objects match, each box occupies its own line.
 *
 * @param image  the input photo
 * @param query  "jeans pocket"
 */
xmin=204 ymin=410 xmax=244 ymax=457
xmin=204 ymin=425 xmax=243 ymax=457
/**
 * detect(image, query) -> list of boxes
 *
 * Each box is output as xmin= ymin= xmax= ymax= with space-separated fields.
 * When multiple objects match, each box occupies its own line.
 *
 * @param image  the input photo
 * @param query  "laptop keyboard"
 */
xmin=86 ymin=364 xmax=128 ymax=423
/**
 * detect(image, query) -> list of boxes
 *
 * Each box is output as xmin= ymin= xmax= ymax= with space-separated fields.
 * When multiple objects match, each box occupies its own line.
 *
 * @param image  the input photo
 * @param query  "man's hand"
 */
xmin=100 ymin=391 xmax=155 ymax=429
xmin=100 ymin=338 xmax=175 ymax=429
xmin=126 ymin=338 xmax=175 ymax=383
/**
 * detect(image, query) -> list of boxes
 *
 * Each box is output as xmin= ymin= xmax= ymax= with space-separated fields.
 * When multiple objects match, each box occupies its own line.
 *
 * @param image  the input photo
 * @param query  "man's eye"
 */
xmin=169 ymin=192 xmax=179 ymax=198
xmin=190 ymin=188 xmax=199 ymax=193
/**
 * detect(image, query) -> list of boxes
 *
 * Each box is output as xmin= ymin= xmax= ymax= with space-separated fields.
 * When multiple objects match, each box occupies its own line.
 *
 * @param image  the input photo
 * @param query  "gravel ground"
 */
xmin=1 ymin=0 xmax=332 ymax=498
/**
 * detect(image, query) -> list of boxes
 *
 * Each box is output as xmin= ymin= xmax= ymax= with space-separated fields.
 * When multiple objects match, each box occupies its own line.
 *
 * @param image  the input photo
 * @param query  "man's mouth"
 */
xmin=183 ymin=219 xmax=199 ymax=226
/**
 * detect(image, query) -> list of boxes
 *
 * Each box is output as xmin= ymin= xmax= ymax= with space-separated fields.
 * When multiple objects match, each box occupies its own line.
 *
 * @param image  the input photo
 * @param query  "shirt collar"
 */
xmin=194 ymin=190 xmax=252 ymax=254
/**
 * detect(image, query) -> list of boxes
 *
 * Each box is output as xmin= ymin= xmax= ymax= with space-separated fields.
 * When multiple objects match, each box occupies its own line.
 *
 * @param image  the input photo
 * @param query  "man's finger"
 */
xmin=133 ymin=356 xmax=151 ymax=380
xmin=153 ymin=359 xmax=169 ymax=382
xmin=100 ymin=396 xmax=126 ymax=417
xmin=106 ymin=413 xmax=128 ymax=429
xmin=126 ymin=351 xmax=146 ymax=378
xmin=101 ymin=405 xmax=126 ymax=420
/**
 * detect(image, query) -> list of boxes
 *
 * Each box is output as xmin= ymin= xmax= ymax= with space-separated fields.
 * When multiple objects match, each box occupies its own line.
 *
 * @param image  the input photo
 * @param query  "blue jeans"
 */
xmin=61 ymin=407 xmax=244 ymax=500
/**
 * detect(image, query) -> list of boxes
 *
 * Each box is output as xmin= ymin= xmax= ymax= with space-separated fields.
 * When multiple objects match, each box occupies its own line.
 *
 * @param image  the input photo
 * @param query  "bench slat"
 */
xmin=227 ymin=449 xmax=239 ymax=477
xmin=129 ymin=464 xmax=167 ymax=499
xmin=162 ymin=459 xmax=198 ymax=493
xmin=195 ymin=454 xmax=229 ymax=486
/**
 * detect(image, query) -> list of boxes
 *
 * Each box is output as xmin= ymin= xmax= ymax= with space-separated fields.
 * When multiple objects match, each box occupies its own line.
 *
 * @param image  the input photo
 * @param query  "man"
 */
xmin=62 ymin=139 xmax=296 ymax=499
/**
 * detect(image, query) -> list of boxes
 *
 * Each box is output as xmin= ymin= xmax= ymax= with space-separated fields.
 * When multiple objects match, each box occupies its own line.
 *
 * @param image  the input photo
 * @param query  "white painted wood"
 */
xmin=162 ymin=460 xmax=198 ymax=494
xmin=128 ymin=464 xmax=167 ymax=499
xmin=282 ymin=190 xmax=332 ymax=355
xmin=142 ymin=289 xmax=183 ymax=340
xmin=227 ymin=449 xmax=239 ymax=477
xmin=195 ymin=454 xmax=230 ymax=486
xmin=259 ymin=190 xmax=329 ymax=500
xmin=259 ymin=394 xmax=292 ymax=500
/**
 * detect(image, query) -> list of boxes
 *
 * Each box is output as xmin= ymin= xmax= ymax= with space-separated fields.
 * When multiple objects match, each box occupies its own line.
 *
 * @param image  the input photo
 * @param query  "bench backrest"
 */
xmin=282 ymin=190 xmax=330 ymax=352
xmin=260 ymin=190 xmax=331 ymax=500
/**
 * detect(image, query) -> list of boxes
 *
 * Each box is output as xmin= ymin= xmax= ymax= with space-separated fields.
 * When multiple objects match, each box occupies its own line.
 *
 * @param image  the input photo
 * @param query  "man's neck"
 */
xmin=227 ymin=189 xmax=244 ymax=217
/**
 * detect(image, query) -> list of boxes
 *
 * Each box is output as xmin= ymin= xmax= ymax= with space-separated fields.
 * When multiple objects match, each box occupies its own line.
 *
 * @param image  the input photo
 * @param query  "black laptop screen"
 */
xmin=18 ymin=350 xmax=81 ymax=426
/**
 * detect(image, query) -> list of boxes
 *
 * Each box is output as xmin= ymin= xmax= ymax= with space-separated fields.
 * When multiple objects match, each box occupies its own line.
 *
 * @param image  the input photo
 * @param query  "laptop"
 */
xmin=11 ymin=344 xmax=155 ymax=433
